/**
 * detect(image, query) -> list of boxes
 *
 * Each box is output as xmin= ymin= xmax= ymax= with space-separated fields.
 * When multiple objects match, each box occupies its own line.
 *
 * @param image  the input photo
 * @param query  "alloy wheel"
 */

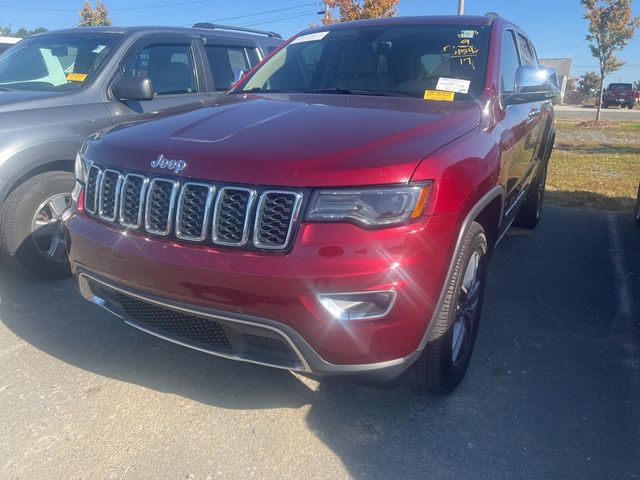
xmin=30 ymin=193 xmax=71 ymax=262
xmin=451 ymin=251 xmax=482 ymax=366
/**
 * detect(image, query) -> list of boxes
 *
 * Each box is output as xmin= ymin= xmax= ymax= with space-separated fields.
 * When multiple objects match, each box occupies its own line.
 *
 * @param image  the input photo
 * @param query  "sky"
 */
xmin=1 ymin=0 xmax=639 ymax=83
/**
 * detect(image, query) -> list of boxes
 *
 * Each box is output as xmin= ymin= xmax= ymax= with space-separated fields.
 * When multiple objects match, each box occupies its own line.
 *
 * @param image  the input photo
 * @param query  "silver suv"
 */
xmin=0 ymin=24 xmax=281 ymax=278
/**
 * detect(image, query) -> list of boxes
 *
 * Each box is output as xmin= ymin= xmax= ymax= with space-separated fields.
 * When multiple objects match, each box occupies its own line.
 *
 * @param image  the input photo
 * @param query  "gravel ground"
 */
xmin=1 ymin=206 xmax=639 ymax=479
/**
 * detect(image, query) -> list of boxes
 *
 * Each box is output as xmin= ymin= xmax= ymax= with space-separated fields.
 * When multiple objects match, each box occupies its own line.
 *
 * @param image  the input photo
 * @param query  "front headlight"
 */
xmin=306 ymin=182 xmax=433 ymax=228
xmin=74 ymin=152 xmax=91 ymax=185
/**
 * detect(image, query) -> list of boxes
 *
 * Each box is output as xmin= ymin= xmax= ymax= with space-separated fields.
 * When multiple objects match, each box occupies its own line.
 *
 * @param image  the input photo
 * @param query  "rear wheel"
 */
xmin=0 ymin=171 xmax=74 ymax=279
xmin=409 ymin=221 xmax=488 ymax=395
xmin=628 ymin=103 xmax=634 ymax=110
xmin=513 ymin=159 xmax=548 ymax=230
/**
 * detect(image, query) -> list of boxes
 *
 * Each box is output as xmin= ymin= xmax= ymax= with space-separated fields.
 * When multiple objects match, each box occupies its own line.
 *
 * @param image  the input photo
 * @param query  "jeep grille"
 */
xmin=83 ymin=164 xmax=303 ymax=251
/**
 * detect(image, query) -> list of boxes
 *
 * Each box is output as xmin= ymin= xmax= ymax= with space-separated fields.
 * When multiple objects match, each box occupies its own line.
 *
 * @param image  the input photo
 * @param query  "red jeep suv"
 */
xmin=65 ymin=15 xmax=557 ymax=394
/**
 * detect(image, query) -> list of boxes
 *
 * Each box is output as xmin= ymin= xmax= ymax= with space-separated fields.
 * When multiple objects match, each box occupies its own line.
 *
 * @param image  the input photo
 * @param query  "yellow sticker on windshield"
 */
xmin=66 ymin=73 xmax=87 ymax=82
xmin=424 ymin=90 xmax=455 ymax=101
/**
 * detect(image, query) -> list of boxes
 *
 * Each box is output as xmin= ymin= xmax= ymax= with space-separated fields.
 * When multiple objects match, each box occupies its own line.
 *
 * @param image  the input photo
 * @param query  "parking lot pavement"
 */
xmin=0 ymin=205 xmax=639 ymax=480
xmin=555 ymin=104 xmax=640 ymax=121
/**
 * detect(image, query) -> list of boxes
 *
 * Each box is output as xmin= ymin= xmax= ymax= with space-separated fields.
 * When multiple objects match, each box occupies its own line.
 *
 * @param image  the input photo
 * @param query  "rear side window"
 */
xmin=500 ymin=30 xmax=521 ymax=94
xmin=516 ymin=34 xmax=536 ymax=65
xmin=122 ymin=43 xmax=197 ymax=96
xmin=205 ymin=45 xmax=257 ymax=91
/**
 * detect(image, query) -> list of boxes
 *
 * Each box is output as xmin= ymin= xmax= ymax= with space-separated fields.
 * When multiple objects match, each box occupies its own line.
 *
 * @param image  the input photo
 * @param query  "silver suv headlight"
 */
xmin=306 ymin=182 xmax=432 ymax=227
xmin=74 ymin=152 xmax=91 ymax=185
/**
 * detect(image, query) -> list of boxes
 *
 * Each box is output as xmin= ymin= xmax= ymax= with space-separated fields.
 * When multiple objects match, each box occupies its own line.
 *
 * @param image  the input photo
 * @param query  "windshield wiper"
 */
xmin=232 ymin=87 xmax=299 ymax=94
xmin=305 ymin=88 xmax=354 ymax=95
xmin=304 ymin=88 xmax=417 ymax=98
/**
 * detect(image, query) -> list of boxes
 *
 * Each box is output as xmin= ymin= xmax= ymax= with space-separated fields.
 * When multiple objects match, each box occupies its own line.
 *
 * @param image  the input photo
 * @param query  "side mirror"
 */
xmin=115 ymin=76 xmax=153 ymax=101
xmin=505 ymin=66 xmax=559 ymax=105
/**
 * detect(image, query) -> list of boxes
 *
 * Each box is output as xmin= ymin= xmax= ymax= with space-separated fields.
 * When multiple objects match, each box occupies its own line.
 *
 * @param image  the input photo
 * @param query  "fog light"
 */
xmin=317 ymin=290 xmax=397 ymax=320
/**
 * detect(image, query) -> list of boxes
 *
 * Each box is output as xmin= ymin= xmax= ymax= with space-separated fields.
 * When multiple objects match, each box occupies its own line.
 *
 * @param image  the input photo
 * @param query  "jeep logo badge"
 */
xmin=150 ymin=154 xmax=187 ymax=174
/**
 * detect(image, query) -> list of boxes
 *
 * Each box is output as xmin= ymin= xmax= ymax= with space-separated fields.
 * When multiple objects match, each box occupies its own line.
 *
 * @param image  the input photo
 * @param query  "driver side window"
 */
xmin=122 ymin=42 xmax=197 ymax=96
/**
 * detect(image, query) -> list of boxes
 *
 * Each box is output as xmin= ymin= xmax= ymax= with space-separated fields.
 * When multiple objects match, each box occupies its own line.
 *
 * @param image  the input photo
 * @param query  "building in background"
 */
xmin=0 ymin=36 xmax=21 ymax=55
xmin=539 ymin=58 xmax=572 ymax=102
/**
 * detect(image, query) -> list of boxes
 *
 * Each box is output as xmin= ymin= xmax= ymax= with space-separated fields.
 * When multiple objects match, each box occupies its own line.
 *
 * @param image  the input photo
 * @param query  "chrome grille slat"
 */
xmin=84 ymin=164 xmax=302 ymax=250
xmin=84 ymin=165 xmax=101 ymax=214
xmin=119 ymin=174 xmax=148 ymax=229
xmin=212 ymin=187 xmax=256 ymax=246
xmin=253 ymin=191 xmax=303 ymax=250
xmin=176 ymin=182 xmax=215 ymax=241
xmin=98 ymin=169 xmax=123 ymax=222
xmin=145 ymin=178 xmax=179 ymax=236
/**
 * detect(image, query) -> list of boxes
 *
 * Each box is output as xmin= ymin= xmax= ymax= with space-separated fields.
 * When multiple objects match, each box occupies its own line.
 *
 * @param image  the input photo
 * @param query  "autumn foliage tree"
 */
xmin=581 ymin=0 xmax=639 ymax=120
xmin=78 ymin=0 xmax=112 ymax=27
xmin=321 ymin=0 xmax=399 ymax=24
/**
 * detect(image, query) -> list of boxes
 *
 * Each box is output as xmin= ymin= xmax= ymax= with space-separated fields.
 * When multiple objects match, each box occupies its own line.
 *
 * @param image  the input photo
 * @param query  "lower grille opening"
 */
xmin=243 ymin=333 xmax=293 ymax=353
xmin=115 ymin=292 xmax=232 ymax=350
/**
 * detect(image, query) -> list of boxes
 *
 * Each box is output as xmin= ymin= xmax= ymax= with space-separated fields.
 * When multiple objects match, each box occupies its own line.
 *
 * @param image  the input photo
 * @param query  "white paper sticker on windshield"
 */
xmin=290 ymin=31 xmax=329 ymax=44
xmin=92 ymin=45 xmax=106 ymax=53
xmin=436 ymin=77 xmax=471 ymax=94
xmin=459 ymin=30 xmax=478 ymax=39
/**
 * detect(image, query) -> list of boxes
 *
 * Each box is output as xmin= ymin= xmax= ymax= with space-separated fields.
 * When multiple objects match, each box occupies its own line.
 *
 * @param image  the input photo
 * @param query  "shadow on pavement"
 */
xmin=0 ymin=206 xmax=639 ymax=479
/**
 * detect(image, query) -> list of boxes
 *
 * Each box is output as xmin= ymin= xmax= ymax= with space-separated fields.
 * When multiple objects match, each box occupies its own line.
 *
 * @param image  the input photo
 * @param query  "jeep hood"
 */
xmin=87 ymin=94 xmax=482 ymax=187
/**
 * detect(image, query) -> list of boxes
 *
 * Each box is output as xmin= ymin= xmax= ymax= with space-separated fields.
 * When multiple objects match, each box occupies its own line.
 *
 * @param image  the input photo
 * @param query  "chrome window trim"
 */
xmin=253 ymin=190 xmax=303 ymax=250
xmin=175 ymin=182 xmax=216 ymax=242
xmin=211 ymin=186 xmax=257 ymax=247
xmin=144 ymin=178 xmax=180 ymax=236
xmin=118 ymin=173 xmax=149 ymax=229
xmin=85 ymin=164 xmax=101 ymax=215
xmin=98 ymin=169 xmax=123 ymax=222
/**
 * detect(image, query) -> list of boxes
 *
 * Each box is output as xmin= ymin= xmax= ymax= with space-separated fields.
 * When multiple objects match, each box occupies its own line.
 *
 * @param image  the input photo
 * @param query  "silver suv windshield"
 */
xmin=235 ymin=24 xmax=490 ymax=100
xmin=0 ymin=33 xmax=120 ymax=92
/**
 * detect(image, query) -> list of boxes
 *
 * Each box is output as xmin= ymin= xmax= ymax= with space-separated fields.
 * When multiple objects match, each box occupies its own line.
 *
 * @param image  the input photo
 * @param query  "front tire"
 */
xmin=0 ymin=171 xmax=74 ymax=279
xmin=409 ymin=221 xmax=488 ymax=395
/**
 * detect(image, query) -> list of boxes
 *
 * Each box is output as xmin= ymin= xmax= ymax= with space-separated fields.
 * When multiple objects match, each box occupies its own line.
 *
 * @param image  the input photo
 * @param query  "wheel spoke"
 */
xmin=48 ymin=195 xmax=69 ymax=219
xmin=46 ymin=236 xmax=67 ymax=259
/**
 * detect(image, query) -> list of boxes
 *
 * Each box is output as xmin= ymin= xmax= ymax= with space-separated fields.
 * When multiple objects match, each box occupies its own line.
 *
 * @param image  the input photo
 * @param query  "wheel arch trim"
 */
xmin=417 ymin=185 xmax=504 ymax=351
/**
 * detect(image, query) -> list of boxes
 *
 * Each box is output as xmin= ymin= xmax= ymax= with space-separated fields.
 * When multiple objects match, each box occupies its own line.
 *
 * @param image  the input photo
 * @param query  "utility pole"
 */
xmin=458 ymin=0 xmax=464 ymax=15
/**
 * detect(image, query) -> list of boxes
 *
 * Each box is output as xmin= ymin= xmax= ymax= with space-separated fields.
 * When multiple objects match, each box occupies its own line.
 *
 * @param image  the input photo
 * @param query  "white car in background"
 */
xmin=0 ymin=36 xmax=21 ymax=55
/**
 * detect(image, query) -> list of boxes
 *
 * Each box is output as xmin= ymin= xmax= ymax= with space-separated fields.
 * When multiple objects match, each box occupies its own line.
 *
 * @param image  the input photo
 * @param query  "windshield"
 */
xmin=0 ymin=33 xmax=120 ymax=92
xmin=236 ymin=24 xmax=489 ymax=100
xmin=609 ymin=83 xmax=633 ymax=91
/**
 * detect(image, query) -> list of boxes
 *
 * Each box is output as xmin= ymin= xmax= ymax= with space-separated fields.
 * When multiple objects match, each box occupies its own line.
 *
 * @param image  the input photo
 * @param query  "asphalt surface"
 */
xmin=1 ymin=205 xmax=639 ymax=480
xmin=555 ymin=104 xmax=640 ymax=121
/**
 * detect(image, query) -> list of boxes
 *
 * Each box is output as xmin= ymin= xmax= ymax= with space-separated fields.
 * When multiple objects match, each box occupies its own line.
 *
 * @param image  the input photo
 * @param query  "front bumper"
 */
xmin=66 ymin=211 xmax=458 ymax=379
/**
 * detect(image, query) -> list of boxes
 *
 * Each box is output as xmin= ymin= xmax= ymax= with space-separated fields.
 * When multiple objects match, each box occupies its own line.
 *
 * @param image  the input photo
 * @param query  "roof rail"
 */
xmin=192 ymin=23 xmax=282 ymax=39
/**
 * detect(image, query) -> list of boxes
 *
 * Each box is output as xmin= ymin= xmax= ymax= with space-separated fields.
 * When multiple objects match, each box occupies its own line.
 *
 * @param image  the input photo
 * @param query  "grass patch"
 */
xmin=547 ymin=119 xmax=640 ymax=212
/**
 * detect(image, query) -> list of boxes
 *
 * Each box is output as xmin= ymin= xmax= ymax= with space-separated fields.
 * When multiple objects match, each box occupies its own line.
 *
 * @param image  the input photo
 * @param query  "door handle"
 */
xmin=528 ymin=107 xmax=541 ymax=118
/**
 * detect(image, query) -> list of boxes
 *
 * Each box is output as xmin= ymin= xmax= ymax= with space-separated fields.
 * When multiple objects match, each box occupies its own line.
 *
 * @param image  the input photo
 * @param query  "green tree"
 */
xmin=634 ymin=80 xmax=640 ymax=90
xmin=579 ymin=70 xmax=602 ymax=94
xmin=78 ymin=0 xmax=112 ymax=27
xmin=581 ymin=0 xmax=640 ymax=120
xmin=321 ymin=0 xmax=399 ymax=24
xmin=0 ymin=26 xmax=47 ymax=37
